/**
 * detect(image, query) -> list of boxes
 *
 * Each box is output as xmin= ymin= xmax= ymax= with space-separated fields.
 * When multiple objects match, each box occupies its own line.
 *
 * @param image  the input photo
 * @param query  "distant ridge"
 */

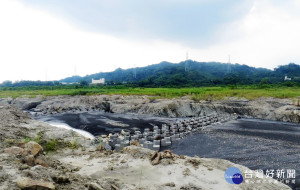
xmin=59 ymin=61 xmax=300 ymax=86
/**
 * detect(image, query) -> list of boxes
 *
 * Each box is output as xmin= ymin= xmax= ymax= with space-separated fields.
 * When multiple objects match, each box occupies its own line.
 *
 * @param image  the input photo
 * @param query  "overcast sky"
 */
xmin=0 ymin=0 xmax=300 ymax=82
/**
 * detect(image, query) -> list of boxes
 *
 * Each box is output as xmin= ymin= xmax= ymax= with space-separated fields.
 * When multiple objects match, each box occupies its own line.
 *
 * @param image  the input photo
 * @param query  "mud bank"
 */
xmin=1 ymin=95 xmax=300 ymax=123
xmin=0 ymin=106 xmax=292 ymax=190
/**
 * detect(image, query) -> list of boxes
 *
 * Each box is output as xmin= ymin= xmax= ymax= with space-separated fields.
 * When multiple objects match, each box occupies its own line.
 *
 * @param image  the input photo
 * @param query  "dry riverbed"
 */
xmin=0 ymin=105 xmax=292 ymax=190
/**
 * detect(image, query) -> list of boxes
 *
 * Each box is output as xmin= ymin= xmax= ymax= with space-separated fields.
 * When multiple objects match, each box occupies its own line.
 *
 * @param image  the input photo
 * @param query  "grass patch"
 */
xmin=69 ymin=138 xmax=79 ymax=150
xmin=45 ymin=139 xmax=57 ymax=152
xmin=1 ymin=85 xmax=300 ymax=100
xmin=23 ymin=137 xmax=31 ymax=143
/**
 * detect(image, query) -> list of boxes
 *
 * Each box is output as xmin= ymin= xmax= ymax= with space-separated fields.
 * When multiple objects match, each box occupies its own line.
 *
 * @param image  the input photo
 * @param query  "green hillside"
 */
xmin=60 ymin=61 xmax=300 ymax=87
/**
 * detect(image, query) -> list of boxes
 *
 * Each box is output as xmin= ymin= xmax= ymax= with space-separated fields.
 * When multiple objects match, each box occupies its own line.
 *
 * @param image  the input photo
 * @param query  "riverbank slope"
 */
xmin=1 ymin=95 xmax=299 ymax=122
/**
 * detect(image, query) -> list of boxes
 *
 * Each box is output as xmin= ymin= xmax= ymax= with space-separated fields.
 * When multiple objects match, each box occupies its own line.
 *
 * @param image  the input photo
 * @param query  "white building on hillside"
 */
xmin=91 ymin=78 xmax=105 ymax=84
xmin=284 ymin=75 xmax=291 ymax=81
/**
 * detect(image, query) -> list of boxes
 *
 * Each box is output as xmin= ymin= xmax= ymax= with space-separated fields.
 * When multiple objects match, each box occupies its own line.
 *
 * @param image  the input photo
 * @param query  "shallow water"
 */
xmin=35 ymin=113 xmax=300 ymax=189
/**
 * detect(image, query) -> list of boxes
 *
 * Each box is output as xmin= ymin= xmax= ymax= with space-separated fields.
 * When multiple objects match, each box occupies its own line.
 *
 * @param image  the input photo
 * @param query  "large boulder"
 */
xmin=16 ymin=177 xmax=55 ymax=190
xmin=25 ymin=141 xmax=43 ymax=157
xmin=4 ymin=146 xmax=25 ymax=155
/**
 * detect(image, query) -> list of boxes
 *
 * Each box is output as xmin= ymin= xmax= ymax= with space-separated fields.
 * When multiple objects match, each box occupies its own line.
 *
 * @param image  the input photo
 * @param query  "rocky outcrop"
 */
xmin=1 ymin=95 xmax=300 ymax=123
xmin=0 ymin=98 xmax=42 ymax=110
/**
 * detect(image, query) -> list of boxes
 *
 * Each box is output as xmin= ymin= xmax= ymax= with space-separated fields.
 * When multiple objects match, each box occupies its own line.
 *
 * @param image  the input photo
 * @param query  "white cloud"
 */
xmin=0 ymin=0 xmax=190 ymax=82
xmin=200 ymin=0 xmax=300 ymax=69
xmin=0 ymin=0 xmax=300 ymax=83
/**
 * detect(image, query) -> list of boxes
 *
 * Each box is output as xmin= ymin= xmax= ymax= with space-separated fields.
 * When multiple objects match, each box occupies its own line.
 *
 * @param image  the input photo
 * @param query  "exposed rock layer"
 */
xmin=1 ymin=95 xmax=299 ymax=122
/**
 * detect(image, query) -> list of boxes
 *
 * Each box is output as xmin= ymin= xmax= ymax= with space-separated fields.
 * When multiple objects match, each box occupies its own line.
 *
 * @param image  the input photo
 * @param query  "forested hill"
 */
xmin=60 ymin=61 xmax=300 ymax=86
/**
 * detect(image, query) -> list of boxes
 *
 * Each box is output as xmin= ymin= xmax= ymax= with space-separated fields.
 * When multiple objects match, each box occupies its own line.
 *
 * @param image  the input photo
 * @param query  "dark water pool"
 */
xmin=35 ymin=111 xmax=176 ymax=136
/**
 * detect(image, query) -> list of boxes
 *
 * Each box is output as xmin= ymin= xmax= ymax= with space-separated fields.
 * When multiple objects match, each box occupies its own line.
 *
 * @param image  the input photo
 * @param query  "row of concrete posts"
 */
xmin=95 ymin=114 xmax=236 ymax=151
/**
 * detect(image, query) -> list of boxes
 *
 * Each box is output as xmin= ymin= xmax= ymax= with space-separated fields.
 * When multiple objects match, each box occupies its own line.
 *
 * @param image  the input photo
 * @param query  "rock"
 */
xmin=16 ymin=177 xmax=55 ymax=190
xmin=52 ymin=175 xmax=70 ymax=184
xmin=34 ymin=155 xmax=49 ymax=167
xmin=111 ymin=184 xmax=119 ymax=190
xmin=19 ymin=164 xmax=30 ymax=170
xmin=162 ymin=150 xmax=179 ymax=160
xmin=22 ymin=101 xmax=42 ymax=110
xmin=30 ymin=165 xmax=52 ymax=181
xmin=150 ymin=150 xmax=158 ymax=161
xmin=123 ymin=146 xmax=153 ymax=159
xmin=186 ymin=158 xmax=201 ymax=168
xmin=183 ymin=168 xmax=191 ymax=176
xmin=4 ymin=146 xmax=25 ymax=155
xmin=24 ymin=155 xmax=35 ymax=166
xmin=25 ymin=141 xmax=43 ymax=157
xmin=130 ymin=140 xmax=140 ymax=146
xmin=180 ymin=183 xmax=202 ymax=190
xmin=164 ymin=182 xmax=176 ymax=187
xmin=152 ymin=152 xmax=161 ymax=165
xmin=18 ymin=142 xmax=26 ymax=148
xmin=88 ymin=183 xmax=104 ymax=190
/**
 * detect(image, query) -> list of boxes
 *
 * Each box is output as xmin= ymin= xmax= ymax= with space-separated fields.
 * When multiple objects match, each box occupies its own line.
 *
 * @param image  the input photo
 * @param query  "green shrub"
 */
xmin=69 ymin=138 xmax=78 ymax=150
xmin=34 ymin=132 xmax=42 ymax=144
xmin=23 ymin=137 xmax=31 ymax=143
xmin=45 ymin=139 xmax=57 ymax=152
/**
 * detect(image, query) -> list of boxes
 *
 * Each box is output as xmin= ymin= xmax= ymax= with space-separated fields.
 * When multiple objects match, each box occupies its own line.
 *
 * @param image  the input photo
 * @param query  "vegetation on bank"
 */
xmin=58 ymin=62 xmax=300 ymax=86
xmin=1 ymin=62 xmax=300 ymax=101
xmin=0 ymin=84 xmax=300 ymax=101
xmin=1 ymin=62 xmax=300 ymax=88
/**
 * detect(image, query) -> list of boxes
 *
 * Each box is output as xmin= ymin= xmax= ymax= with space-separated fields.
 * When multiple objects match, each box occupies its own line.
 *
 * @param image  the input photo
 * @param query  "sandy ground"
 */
xmin=54 ymin=145 xmax=291 ymax=190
